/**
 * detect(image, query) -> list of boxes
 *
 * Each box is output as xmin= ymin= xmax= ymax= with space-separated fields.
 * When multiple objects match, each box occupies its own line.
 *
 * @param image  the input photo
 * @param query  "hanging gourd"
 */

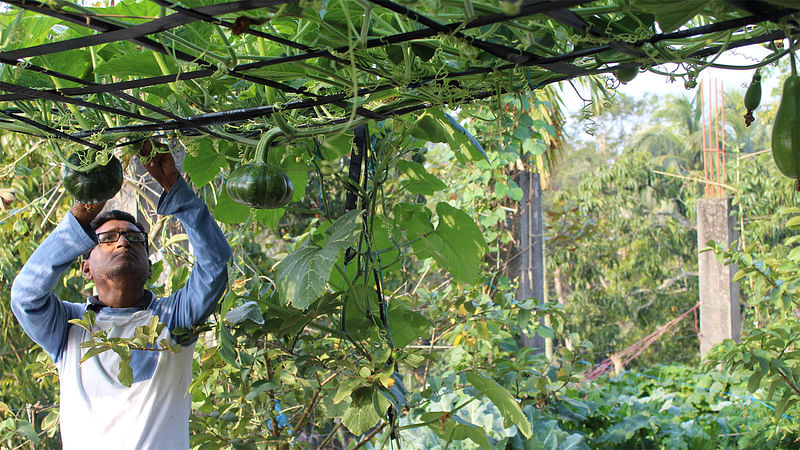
xmin=771 ymin=53 xmax=800 ymax=190
xmin=743 ymin=70 xmax=762 ymax=127
xmin=61 ymin=149 xmax=123 ymax=204
xmin=226 ymin=128 xmax=294 ymax=209
xmin=614 ymin=65 xmax=639 ymax=84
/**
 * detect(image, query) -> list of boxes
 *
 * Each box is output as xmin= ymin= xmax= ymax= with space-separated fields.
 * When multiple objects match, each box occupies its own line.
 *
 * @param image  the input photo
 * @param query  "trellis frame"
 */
xmin=0 ymin=0 xmax=798 ymax=155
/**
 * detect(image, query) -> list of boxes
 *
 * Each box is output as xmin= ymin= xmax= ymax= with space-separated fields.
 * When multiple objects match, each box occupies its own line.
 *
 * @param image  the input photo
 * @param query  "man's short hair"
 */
xmin=85 ymin=210 xmax=149 ymax=257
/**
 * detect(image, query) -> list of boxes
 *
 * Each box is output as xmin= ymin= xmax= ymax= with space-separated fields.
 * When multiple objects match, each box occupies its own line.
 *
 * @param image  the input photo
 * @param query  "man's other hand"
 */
xmin=141 ymin=140 xmax=180 ymax=193
xmin=70 ymin=201 xmax=106 ymax=229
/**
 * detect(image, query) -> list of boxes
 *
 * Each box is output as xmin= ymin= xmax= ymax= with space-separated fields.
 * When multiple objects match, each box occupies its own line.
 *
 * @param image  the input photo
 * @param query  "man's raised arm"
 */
xmin=10 ymin=201 xmax=105 ymax=361
xmin=142 ymin=141 xmax=232 ymax=333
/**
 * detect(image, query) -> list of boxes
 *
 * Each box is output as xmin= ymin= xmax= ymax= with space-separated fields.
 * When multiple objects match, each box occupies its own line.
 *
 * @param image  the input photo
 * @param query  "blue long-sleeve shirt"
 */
xmin=10 ymin=178 xmax=232 ymax=449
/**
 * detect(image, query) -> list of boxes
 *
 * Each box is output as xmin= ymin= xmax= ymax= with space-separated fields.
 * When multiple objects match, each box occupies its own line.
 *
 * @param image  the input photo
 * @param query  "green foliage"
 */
xmin=1 ymin=8 xmax=797 ymax=444
xmin=569 ymin=365 xmax=797 ymax=448
xmin=274 ymin=209 xmax=362 ymax=309
xmin=69 ymin=312 xmax=180 ymax=387
xmin=703 ymin=214 xmax=800 ymax=431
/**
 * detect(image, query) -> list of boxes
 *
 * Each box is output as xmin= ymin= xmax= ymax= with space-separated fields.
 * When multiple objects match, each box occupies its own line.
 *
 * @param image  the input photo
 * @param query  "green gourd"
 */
xmin=614 ymin=66 xmax=638 ymax=84
xmin=226 ymin=128 xmax=294 ymax=209
xmin=743 ymin=70 xmax=761 ymax=127
xmin=771 ymin=58 xmax=800 ymax=190
xmin=61 ymin=150 xmax=123 ymax=204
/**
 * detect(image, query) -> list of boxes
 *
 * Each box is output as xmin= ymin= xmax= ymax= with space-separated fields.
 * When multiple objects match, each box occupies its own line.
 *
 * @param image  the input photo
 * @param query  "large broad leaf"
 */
xmin=213 ymin=188 xmax=252 ymax=224
xmin=631 ymin=0 xmax=705 ymax=33
xmin=396 ymin=160 xmax=446 ymax=195
xmin=275 ymin=210 xmax=362 ymax=309
xmin=184 ymin=139 xmax=227 ymax=187
xmin=420 ymin=412 xmax=493 ymax=448
xmin=394 ymin=203 xmax=434 ymax=259
xmin=409 ymin=109 xmax=485 ymax=162
xmin=225 ymin=301 xmax=263 ymax=325
xmin=466 ymin=371 xmax=532 ymax=439
xmin=387 ymin=300 xmax=430 ymax=348
xmin=94 ymin=51 xmax=170 ymax=78
xmin=343 ymin=285 xmax=383 ymax=342
xmin=411 ymin=112 xmax=451 ymax=143
xmin=423 ymin=203 xmax=488 ymax=284
xmin=39 ymin=49 xmax=92 ymax=80
xmin=444 ymin=112 xmax=490 ymax=163
xmin=320 ymin=132 xmax=354 ymax=160
xmin=254 ymin=208 xmax=284 ymax=229
xmin=285 ymin=164 xmax=308 ymax=203
xmin=514 ymin=417 xmax=588 ymax=450
xmin=596 ymin=414 xmax=652 ymax=444
xmin=341 ymin=386 xmax=389 ymax=436
xmin=371 ymin=216 xmax=400 ymax=273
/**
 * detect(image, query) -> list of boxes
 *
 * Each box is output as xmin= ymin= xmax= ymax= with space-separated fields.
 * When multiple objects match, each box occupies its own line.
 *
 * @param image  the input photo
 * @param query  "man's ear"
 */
xmin=81 ymin=259 xmax=93 ymax=281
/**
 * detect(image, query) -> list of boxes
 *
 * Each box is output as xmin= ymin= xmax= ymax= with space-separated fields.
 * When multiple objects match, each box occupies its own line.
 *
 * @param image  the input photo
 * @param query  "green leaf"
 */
xmin=732 ymin=269 xmax=747 ymax=283
xmin=444 ymin=112 xmax=489 ymax=162
xmin=787 ymin=216 xmax=800 ymax=229
xmin=387 ymin=300 xmax=430 ymax=348
xmin=225 ymin=301 xmax=263 ymax=325
xmin=747 ymin=370 xmax=763 ymax=393
xmin=386 ymin=45 xmax=404 ymax=65
xmin=94 ymin=51 xmax=169 ymax=78
xmin=410 ymin=43 xmax=436 ymax=62
xmin=40 ymin=411 xmax=59 ymax=434
xmin=394 ymin=203 xmax=434 ymax=239
xmin=117 ymin=360 xmax=133 ymax=387
xmin=372 ymin=216 xmax=400 ymax=272
xmin=254 ymin=208 xmax=284 ymax=229
xmin=275 ymin=210 xmax=362 ymax=309
xmin=535 ymin=325 xmax=555 ymax=339
xmin=411 ymin=113 xmax=450 ymax=144
xmin=423 ymin=203 xmax=488 ymax=284
xmin=466 ymin=370 xmax=532 ymax=439
xmin=396 ymin=160 xmax=446 ymax=195
xmin=335 ymin=378 xmax=364 ymax=404
xmin=775 ymin=391 xmax=796 ymax=418
xmin=631 ymin=0 xmax=705 ymax=33
xmin=320 ymin=132 xmax=354 ymax=160
xmin=218 ymin=322 xmax=240 ymax=369
xmin=40 ymin=49 xmax=92 ymax=80
xmin=15 ymin=422 xmax=39 ymax=445
xmin=80 ymin=344 xmax=112 ymax=363
xmin=421 ymin=412 xmax=493 ymax=448
xmin=286 ymin=165 xmax=308 ymax=203
xmin=184 ymin=139 xmax=226 ymax=187
xmin=522 ymin=138 xmax=547 ymax=156
xmin=244 ymin=380 xmax=280 ymax=401
xmin=214 ymin=188 xmax=252 ymax=224
xmin=341 ymin=387 xmax=388 ymax=436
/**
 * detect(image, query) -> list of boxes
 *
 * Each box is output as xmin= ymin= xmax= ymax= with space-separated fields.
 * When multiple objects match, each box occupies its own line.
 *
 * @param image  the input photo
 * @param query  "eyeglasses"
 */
xmin=96 ymin=230 xmax=147 ymax=244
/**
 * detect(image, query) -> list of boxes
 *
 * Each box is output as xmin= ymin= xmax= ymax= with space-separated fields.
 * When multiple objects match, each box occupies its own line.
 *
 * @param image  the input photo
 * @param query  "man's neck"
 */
xmin=96 ymin=282 xmax=150 ymax=309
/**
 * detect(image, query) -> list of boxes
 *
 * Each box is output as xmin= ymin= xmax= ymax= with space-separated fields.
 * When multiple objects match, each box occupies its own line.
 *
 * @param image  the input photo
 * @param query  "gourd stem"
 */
xmin=53 ymin=142 xmax=102 ymax=173
xmin=254 ymin=128 xmax=284 ymax=164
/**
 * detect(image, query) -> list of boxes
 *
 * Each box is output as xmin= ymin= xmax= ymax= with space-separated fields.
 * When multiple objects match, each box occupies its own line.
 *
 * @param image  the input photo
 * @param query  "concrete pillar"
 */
xmin=514 ymin=170 xmax=545 ymax=351
xmin=697 ymin=197 xmax=740 ymax=358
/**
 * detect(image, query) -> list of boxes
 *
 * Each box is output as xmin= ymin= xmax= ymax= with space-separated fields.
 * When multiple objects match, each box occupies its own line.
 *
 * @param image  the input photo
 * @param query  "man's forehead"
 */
xmin=96 ymin=219 xmax=141 ymax=233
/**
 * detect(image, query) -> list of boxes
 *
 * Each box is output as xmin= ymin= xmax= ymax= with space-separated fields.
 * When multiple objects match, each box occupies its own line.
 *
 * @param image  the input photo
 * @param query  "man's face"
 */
xmin=82 ymin=219 xmax=151 ymax=286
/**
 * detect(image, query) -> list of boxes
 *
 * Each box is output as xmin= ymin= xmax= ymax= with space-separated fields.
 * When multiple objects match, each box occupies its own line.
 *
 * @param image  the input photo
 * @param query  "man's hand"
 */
xmin=70 ymin=201 xmax=106 ymax=229
xmin=141 ymin=140 xmax=180 ymax=193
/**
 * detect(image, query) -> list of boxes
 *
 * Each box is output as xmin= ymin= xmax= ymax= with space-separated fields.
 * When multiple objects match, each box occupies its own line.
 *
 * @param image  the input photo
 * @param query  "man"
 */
xmin=11 ymin=142 xmax=232 ymax=449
